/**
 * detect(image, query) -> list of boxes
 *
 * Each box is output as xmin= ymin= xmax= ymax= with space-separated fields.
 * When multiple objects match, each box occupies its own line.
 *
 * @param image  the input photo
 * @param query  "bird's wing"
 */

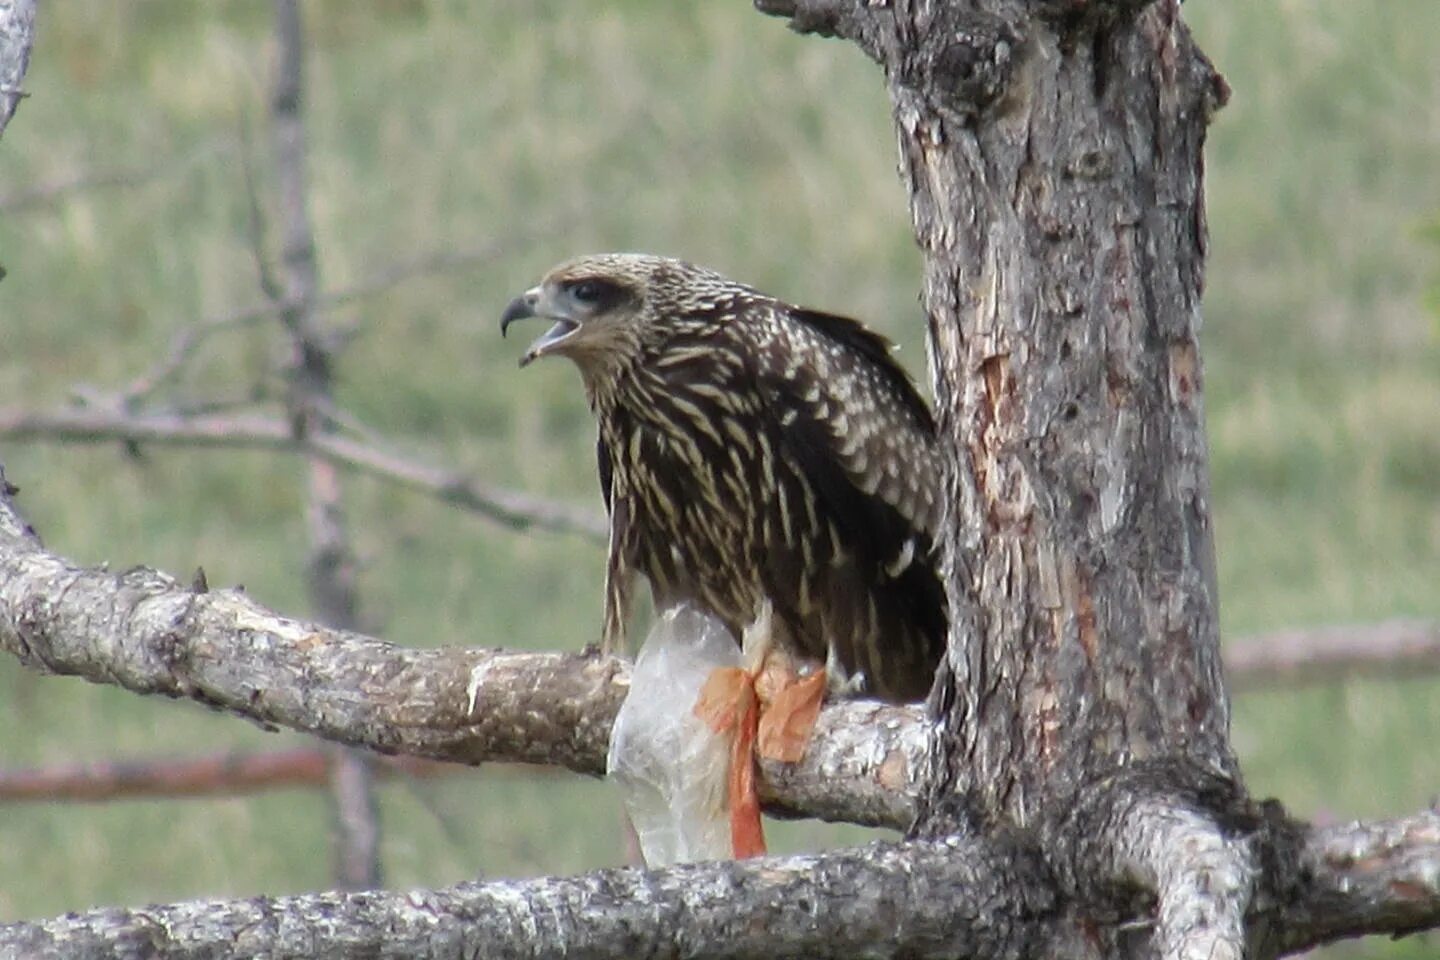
xmin=754 ymin=304 xmax=942 ymax=547
xmin=737 ymin=302 xmax=947 ymax=698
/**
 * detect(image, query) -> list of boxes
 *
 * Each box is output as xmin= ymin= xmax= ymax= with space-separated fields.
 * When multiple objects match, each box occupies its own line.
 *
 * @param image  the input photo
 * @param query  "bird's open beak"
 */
xmin=501 ymin=287 xmax=580 ymax=367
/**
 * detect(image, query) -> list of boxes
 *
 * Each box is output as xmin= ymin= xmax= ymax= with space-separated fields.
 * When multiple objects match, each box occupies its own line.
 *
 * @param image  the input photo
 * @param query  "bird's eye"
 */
xmin=570 ymin=280 xmax=606 ymax=304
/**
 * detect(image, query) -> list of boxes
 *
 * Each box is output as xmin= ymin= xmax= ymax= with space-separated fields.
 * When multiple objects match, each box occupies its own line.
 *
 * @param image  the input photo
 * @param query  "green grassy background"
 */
xmin=1 ymin=2 xmax=1437 ymax=955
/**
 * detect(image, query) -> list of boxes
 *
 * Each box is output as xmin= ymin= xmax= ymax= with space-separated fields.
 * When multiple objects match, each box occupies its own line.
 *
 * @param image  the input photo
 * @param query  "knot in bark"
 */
xmin=899 ymin=11 xmax=1020 ymax=121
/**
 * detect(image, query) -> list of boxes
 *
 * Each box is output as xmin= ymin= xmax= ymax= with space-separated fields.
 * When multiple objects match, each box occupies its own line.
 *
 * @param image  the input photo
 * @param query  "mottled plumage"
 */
xmin=501 ymin=254 xmax=945 ymax=702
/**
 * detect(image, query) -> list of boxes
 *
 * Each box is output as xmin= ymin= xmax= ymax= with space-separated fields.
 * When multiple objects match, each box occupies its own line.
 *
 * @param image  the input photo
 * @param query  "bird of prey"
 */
xmin=501 ymin=253 xmax=945 ymax=703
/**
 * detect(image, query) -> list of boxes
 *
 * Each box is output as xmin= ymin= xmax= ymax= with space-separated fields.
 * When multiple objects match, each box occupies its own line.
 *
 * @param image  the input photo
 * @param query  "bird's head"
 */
xmin=501 ymin=253 xmax=737 ymax=382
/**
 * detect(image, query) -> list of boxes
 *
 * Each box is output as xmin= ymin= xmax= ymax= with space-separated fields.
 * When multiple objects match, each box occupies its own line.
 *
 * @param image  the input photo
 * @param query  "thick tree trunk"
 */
xmin=902 ymin=0 xmax=1234 ymax=821
xmin=763 ymin=1 xmax=1265 ymax=957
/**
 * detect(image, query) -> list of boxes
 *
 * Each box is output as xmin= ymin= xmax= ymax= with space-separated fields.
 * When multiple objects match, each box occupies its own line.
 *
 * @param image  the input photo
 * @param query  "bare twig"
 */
xmin=115 ymin=311 xmax=276 ymax=407
xmin=0 ymin=749 xmax=514 ymax=803
xmin=1225 ymin=621 xmax=1440 ymax=691
xmin=309 ymin=429 xmax=607 ymax=541
xmin=100 ymin=219 xmax=563 ymax=407
xmin=264 ymin=0 xmax=381 ymax=891
xmin=0 ymin=406 xmax=608 ymax=540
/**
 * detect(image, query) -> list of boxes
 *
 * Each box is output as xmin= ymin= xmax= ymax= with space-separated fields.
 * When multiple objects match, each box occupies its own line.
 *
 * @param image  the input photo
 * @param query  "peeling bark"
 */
xmin=5 ymin=465 xmax=1440 ymax=953
xmin=0 ymin=839 xmax=1055 ymax=960
xmin=753 ymin=1 xmax=1433 ymax=957
xmin=0 ymin=486 xmax=920 ymax=828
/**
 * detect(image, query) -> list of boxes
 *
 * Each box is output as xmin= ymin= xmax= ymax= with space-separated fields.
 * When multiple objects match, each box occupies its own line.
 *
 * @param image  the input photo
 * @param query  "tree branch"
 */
xmin=0 ymin=478 xmax=922 ymax=829
xmin=0 ymin=138 xmax=235 ymax=214
xmin=0 ymin=748 xmax=498 ymax=803
xmin=0 ymin=795 xmax=1433 ymax=958
xmin=1280 ymin=808 xmax=1440 ymax=953
xmin=1225 ymin=621 xmax=1440 ymax=691
xmin=0 ymin=838 xmax=1052 ymax=960
xmin=0 ymin=0 xmax=35 ymax=138
xmin=0 ymin=406 xmax=607 ymax=541
xmin=752 ymin=0 xmax=892 ymax=60
xmin=1117 ymin=799 xmax=1254 ymax=960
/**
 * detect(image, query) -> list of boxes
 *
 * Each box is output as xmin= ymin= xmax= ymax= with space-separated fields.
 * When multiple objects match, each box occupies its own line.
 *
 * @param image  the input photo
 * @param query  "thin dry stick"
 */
xmin=0 ymin=406 xmax=608 ymax=540
xmin=0 ymin=749 xmax=493 ymax=802
xmin=266 ymin=0 xmax=380 ymax=891
xmin=1225 ymin=621 xmax=1440 ymax=691
xmin=0 ymin=137 xmax=236 ymax=213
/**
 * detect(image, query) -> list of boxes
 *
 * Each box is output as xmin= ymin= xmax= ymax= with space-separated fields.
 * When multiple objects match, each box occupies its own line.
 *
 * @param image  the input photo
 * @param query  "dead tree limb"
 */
xmin=0 ymin=749 xmax=489 ymax=803
xmin=1225 ymin=621 xmax=1440 ymax=691
xmin=0 ymin=407 xmax=607 ymax=541
xmin=0 ymin=479 xmax=918 ymax=829
xmin=0 ymin=810 xmax=1434 ymax=959
xmin=264 ymin=0 xmax=381 ymax=890
xmin=0 ymin=839 xmax=1054 ymax=960
xmin=0 ymin=0 xmax=34 ymax=138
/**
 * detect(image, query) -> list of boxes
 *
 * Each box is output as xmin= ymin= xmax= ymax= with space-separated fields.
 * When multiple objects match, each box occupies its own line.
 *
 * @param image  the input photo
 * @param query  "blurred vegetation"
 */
xmin=1 ymin=2 xmax=1437 ymax=955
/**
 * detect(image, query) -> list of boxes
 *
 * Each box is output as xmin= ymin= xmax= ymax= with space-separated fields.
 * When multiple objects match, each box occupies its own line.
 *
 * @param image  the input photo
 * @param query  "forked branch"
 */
xmin=1 ymin=474 xmax=1438 ymax=956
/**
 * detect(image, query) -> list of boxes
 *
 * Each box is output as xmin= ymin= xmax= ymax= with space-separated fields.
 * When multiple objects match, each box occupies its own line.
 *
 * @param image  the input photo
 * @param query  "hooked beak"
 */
xmin=501 ymin=287 xmax=580 ymax=367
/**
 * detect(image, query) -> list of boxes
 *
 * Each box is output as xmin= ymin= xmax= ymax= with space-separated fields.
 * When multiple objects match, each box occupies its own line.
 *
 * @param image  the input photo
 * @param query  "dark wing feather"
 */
xmin=789 ymin=307 xmax=936 ymax=435
xmin=739 ymin=300 xmax=947 ymax=699
xmin=596 ymin=434 xmax=613 ymax=513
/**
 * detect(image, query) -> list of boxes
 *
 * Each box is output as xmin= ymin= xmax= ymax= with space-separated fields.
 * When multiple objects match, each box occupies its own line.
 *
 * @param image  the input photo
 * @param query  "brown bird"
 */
xmin=502 ymin=253 xmax=945 ymax=702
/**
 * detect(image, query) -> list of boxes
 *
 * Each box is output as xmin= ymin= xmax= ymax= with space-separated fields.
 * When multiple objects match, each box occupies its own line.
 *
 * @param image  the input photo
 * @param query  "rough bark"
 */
xmin=5 ymin=467 xmax=1440 ymax=953
xmin=0 ymin=839 xmax=1057 ymax=960
xmin=0 ymin=807 xmax=1433 ymax=958
xmin=760 ymin=1 xmax=1340 ymax=958
xmin=851 ymin=0 xmax=1234 ymax=825
xmin=0 ymin=486 xmax=918 ymax=828
xmin=0 ymin=0 xmax=34 ymax=138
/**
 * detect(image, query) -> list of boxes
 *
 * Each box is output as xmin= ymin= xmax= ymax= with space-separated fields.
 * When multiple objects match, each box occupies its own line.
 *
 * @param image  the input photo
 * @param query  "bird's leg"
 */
xmin=601 ymin=554 xmax=634 ymax=657
xmin=739 ymin=597 xmax=778 ymax=673
xmin=693 ymin=619 xmax=766 ymax=859
xmin=692 ymin=600 xmax=781 ymax=859
xmin=823 ymin=643 xmax=868 ymax=699
xmin=599 ymin=497 xmax=637 ymax=657
xmin=693 ymin=601 xmax=828 ymax=858
xmin=739 ymin=603 xmax=823 ymax=763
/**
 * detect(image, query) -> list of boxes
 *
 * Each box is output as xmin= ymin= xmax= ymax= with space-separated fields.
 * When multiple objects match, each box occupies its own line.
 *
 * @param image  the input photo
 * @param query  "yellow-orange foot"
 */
xmin=693 ymin=651 xmax=827 ymax=859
